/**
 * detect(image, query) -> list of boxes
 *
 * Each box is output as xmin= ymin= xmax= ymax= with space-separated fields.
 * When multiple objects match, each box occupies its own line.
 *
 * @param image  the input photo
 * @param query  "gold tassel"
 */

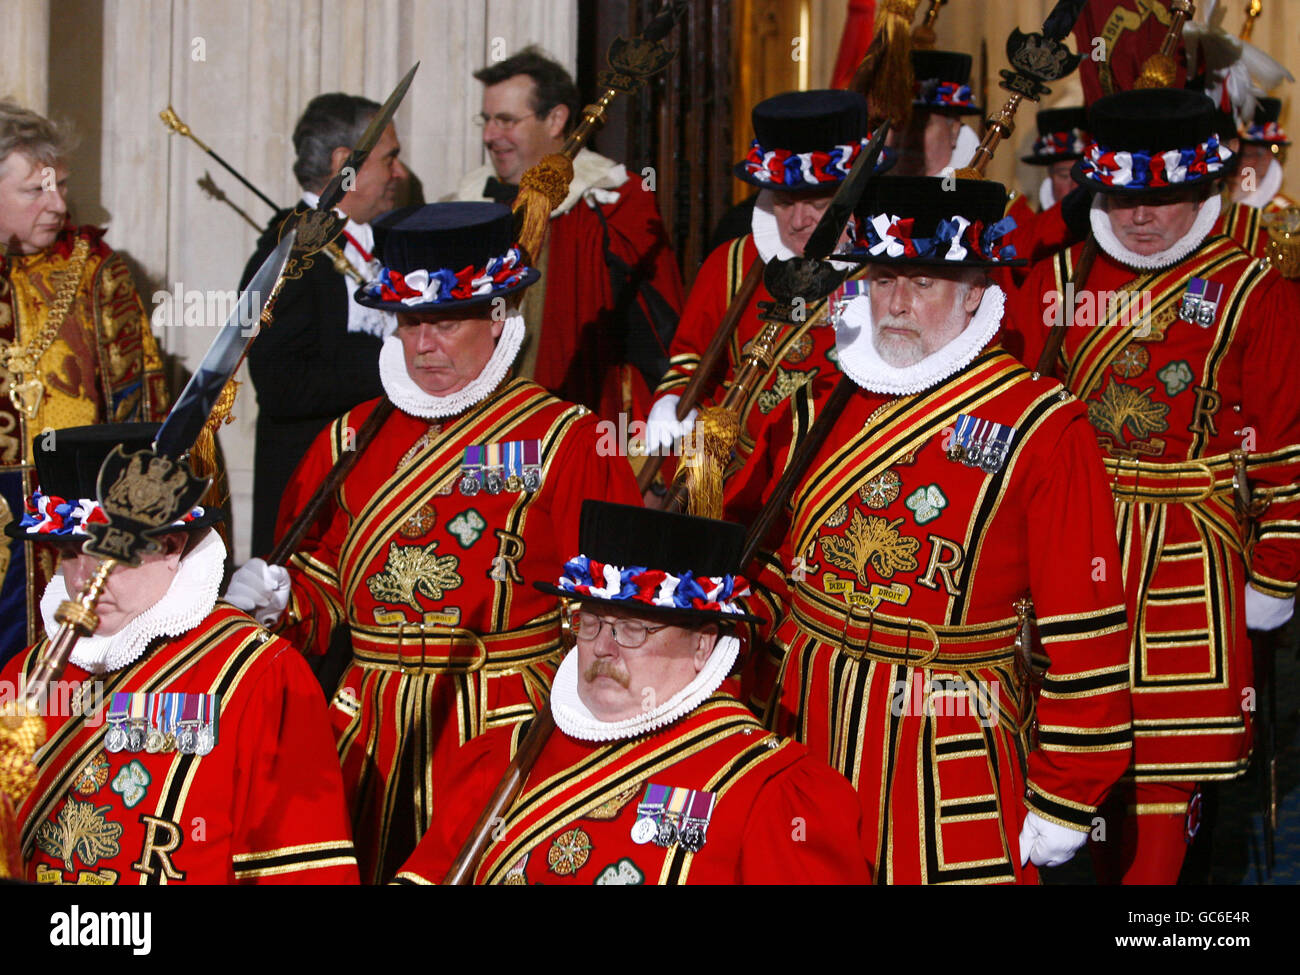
xmin=680 ymin=406 xmax=738 ymax=520
xmin=1133 ymin=54 xmax=1177 ymax=90
xmin=512 ymin=153 xmax=574 ymax=262
xmin=853 ymin=0 xmax=920 ymax=126
xmin=189 ymin=377 xmax=240 ymax=548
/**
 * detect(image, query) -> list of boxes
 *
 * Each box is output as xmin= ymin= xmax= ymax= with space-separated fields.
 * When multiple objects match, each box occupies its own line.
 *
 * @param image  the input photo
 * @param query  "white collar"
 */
xmin=41 ymin=530 xmax=227 ymax=675
xmin=1236 ymin=156 xmax=1285 ymax=210
xmin=1038 ymin=175 xmax=1057 ymax=211
xmin=750 ymin=189 xmax=858 ymax=270
xmin=751 ymin=190 xmax=799 ymax=263
xmin=378 ymin=312 xmax=525 ymax=419
xmin=834 ymin=283 xmax=1005 ymax=396
xmin=550 ymin=635 xmax=740 ymax=742
xmin=451 ymin=148 xmax=627 ymax=216
xmin=1090 ymin=192 xmax=1221 ymax=270
xmin=939 ymin=123 xmax=982 ymax=177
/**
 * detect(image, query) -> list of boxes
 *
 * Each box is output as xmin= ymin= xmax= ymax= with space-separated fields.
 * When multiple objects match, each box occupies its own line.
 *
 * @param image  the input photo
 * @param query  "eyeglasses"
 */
xmin=473 ymin=111 xmax=536 ymax=130
xmin=570 ymin=610 xmax=671 ymax=649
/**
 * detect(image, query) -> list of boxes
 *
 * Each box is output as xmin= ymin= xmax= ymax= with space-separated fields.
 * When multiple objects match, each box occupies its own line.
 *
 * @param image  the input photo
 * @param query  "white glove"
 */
xmin=1245 ymin=584 xmax=1294 ymax=632
xmin=1018 ymin=811 xmax=1088 ymax=868
xmin=645 ymin=394 xmax=698 ymax=455
xmin=225 ymin=558 xmax=291 ymax=627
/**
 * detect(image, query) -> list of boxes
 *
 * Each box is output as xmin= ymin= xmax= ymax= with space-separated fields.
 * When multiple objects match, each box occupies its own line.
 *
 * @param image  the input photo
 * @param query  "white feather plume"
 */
xmin=1184 ymin=1 xmax=1292 ymax=128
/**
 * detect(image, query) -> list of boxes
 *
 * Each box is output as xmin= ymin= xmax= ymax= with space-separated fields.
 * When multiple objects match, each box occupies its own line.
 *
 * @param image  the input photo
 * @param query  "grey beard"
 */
xmin=873 ymin=324 xmax=926 ymax=367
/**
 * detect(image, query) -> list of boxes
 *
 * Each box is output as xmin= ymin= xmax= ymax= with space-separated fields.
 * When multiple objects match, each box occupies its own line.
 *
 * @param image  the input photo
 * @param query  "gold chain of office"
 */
xmin=0 ymin=237 xmax=91 ymax=419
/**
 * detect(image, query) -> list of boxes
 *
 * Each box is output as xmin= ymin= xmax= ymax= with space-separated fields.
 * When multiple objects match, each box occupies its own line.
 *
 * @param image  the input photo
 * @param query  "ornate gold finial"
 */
xmin=1263 ymin=205 xmax=1300 ymax=279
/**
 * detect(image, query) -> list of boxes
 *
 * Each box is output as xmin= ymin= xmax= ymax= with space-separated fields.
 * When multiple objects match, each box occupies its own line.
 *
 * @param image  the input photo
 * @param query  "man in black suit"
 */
xmin=239 ymin=93 xmax=409 ymax=557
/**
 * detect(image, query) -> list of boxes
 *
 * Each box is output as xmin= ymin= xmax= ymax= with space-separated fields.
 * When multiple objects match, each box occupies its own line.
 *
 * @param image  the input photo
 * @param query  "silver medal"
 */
xmin=630 ymin=817 xmax=657 ymax=845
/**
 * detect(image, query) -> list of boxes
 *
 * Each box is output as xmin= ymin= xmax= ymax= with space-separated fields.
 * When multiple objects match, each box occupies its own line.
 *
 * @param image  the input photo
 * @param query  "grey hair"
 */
xmin=291 ymin=93 xmax=379 ymax=193
xmin=0 ymin=99 xmax=77 ymax=173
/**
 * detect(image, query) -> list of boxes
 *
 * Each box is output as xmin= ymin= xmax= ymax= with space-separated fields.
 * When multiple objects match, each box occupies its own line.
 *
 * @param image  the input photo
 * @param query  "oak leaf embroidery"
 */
xmin=819 ymin=511 xmax=920 ymax=584
xmin=35 ymin=797 xmax=123 ymax=871
xmin=367 ymin=540 xmax=464 ymax=611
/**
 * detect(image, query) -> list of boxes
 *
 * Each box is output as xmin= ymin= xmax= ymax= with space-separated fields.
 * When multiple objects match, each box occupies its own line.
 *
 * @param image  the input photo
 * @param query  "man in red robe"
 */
xmin=226 ymin=202 xmax=641 ymax=883
xmin=1009 ymin=88 xmax=1300 ymax=883
xmin=2 ymin=424 xmax=357 ymax=885
xmin=726 ymin=175 xmax=1134 ymax=884
xmin=449 ymin=45 xmax=683 ymax=423
xmin=395 ymin=501 xmax=871 ymax=885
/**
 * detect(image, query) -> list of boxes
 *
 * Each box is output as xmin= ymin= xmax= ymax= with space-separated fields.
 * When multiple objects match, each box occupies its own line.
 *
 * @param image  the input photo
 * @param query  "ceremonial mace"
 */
xmin=0 ymin=234 xmax=297 ymax=829
xmin=160 ymin=106 xmax=364 ymax=286
xmin=1240 ymin=0 xmax=1262 ymax=42
xmin=1033 ymin=0 xmax=1194 ymax=378
xmin=911 ymin=0 xmax=948 ymax=49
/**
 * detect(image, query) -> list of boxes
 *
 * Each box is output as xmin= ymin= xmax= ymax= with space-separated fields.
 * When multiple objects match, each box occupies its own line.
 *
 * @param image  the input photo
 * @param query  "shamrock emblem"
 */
xmin=904 ymin=484 xmax=948 ymax=525
xmin=110 ymin=760 xmax=151 ymax=809
xmin=447 ymin=509 xmax=487 ymax=548
xmin=1158 ymin=360 xmax=1194 ymax=397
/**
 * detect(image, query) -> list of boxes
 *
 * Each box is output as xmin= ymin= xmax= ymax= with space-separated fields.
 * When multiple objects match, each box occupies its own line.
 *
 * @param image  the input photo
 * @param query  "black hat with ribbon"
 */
xmin=1022 ymin=106 xmax=1091 ymax=165
xmin=534 ymin=500 xmax=765 ymax=626
xmin=7 ymin=423 xmax=222 ymax=541
xmin=911 ymin=50 xmax=982 ymax=116
xmin=354 ymin=201 xmax=539 ymax=313
xmin=734 ymin=89 xmax=892 ymax=193
xmin=1241 ymin=96 xmax=1290 ymax=147
xmin=843 ymin=175 xmax=1024 ymax=268
xmin=1072 ymin=88 xmax=1234 ymax=196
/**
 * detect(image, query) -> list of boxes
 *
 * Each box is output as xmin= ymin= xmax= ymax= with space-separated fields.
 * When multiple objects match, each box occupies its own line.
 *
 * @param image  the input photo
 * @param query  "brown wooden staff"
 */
xmin=635 ymin=257 xmax=764 ymax=494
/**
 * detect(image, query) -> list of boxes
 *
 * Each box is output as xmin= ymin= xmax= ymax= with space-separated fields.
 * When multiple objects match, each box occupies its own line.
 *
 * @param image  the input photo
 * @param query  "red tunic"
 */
xmin=1009 ymin=235 xmax=1300 ymax=782
xmin=725 ymin=347 xmax=1133 ymax=884
xmin=394 ymin=693 xmax=871 ymax=885
xmin=276 ymin=379 xmax=641 ymax=882
xmin=3 ymin=605 xmax=358 ymax=885
xmin=538 ymin=173 xmax=684 ymax=421
xmin=654 ymin=235 xmax=847 ymax=476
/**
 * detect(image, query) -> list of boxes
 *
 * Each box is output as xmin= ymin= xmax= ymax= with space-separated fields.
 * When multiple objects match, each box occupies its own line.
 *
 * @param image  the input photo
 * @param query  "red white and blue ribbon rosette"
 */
xmin=857 ymin=212 xmax=1018 ymax=263
xmin=914 ymin=79 xmax=977 ymax=112
xmin=1030 ymin=128 xmax=1090 ymax=159
xmin=1243 ymin=121 xmax=1288 ymax=145
xmin=556 ymin=555 xmax=751 ymax=616
xmin=1077 ymin=135 xmax=1232 ymax=190
xmin=364 ymin=245 xmax=532 ymax=307
xmin=741 ymin=136 xmax=870 ymax=189
xmin=19 ymin=490 xmax=205 ymax=537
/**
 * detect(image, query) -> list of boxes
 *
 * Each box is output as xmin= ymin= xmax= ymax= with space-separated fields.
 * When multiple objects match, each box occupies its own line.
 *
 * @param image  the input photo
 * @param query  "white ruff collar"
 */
xmin=752 ymin=190 xmax=799 ymax=263
xmin=834 ymin=283 xmax=1005 ymax=396
xmin=1038 ymin=175 xmax=1056 ymax=211
xmin=939 ymin=124 xmax=982 ymax=176
xmin=379 ymin=312 xmax=525 ymax=419
xmin=40 ymin=530 xmax=226 ymax=675
xmin=1236 ymin=156 xmax=1285 ymax=210
xmin=550 ymin=635 xmax=740 ymax=742
xmin=1090 ymin=193 xmax=1221 ymax=270
xmin=751 ymin=190 xmax=856 ymax=270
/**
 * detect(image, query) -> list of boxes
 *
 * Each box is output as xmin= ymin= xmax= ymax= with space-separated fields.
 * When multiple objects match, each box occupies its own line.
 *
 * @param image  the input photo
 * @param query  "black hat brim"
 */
xmin=533 ymin=581 xmax=767 ymax=627
xmin=1070 ymin=157 xmax=1229 ymax=197
xmin=353 ymin=266 xmax=540 ymax=313
xmin=1021 ymin=151 xmax=1085 ymax=166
